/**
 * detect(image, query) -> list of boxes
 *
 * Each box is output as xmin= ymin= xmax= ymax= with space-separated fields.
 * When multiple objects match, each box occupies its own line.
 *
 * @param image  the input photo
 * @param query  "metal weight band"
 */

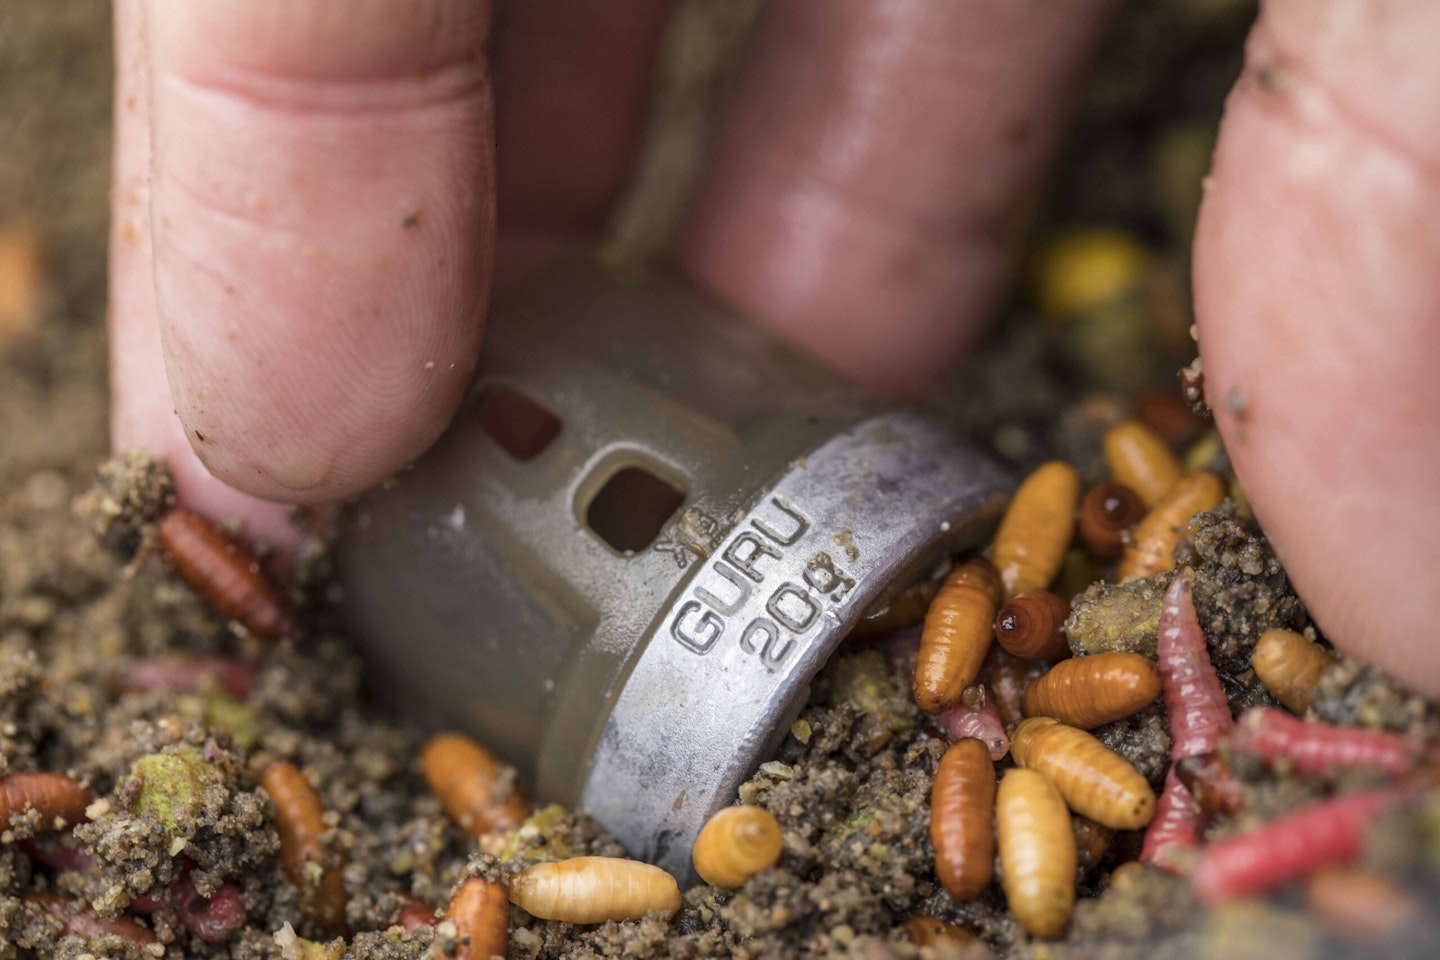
xmin=585 ymin=411 xmax=1008 ymax=876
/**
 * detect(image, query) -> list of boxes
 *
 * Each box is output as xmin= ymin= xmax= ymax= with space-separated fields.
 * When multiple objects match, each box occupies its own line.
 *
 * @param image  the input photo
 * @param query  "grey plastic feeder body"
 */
xmin=336 ymin=256 xmax=1011 ymax=880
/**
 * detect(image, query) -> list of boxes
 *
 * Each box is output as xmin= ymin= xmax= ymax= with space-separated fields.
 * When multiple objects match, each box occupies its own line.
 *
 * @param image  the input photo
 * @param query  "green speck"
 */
xmin=824 ymin=810 xmax=875 ymax=846
xmin=500 ymin=803 xmax=571 ymax=862
xmin=130 ymin=747 xmax=221 ymax=835
xmin=790 ymin=719 xmax=812 ymax=744
xmin=204 ymin=696 xmax=258 ymax=750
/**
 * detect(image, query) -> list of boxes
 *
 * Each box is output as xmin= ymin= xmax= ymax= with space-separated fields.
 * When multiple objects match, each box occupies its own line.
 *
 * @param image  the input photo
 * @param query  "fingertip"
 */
xmin=1193 ymin=4 xmax=1440 ymax=693
xmin=142 ymin=0 xmax=494 ymax=503
xmin=111 ymin=370 xmax=309 ymax=556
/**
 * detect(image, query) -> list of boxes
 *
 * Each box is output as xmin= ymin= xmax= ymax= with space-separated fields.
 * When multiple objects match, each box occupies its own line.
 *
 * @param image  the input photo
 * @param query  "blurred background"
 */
xmin=0 ymin=0 xmax=1254 ymax=504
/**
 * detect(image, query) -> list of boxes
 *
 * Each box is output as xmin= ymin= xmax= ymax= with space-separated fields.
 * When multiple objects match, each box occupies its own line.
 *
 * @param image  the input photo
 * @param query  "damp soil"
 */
xmin=4 ymin=2 xmax=1440 ymax=959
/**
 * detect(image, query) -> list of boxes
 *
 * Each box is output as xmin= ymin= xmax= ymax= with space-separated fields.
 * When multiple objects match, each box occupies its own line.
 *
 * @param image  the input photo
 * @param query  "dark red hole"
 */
xmin=476 ymin=386 xmax=562 ymax=462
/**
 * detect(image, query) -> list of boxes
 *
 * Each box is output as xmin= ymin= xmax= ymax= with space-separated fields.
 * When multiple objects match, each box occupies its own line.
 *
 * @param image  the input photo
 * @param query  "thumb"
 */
xmin=110 ymin=0 xmax=494 ymax=532
xmin=1193 ymin=1 xmax=1440 ymax=693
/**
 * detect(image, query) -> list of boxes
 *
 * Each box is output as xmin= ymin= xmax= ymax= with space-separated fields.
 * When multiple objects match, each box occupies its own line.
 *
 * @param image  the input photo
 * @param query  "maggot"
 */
xmin=1077 ymin=481 xmax=1145 ymax=560
xmin=993 ymin=592 xmax=1071 ymax=662
xmin=990 ymin=461 xmax=1080 ymax=601
xmin=1021 ymin=652 xmax=1162 ymax=729
xmin=1116 ymin=471 xmax=1225 ymax=582
xmin=442 ymin=876 xmax=509 ymax=960
xmin=914 ymin=558 xmax=1001 ymax=714
xmin=692 ymin=805 xmax=783 ymax=888
xmin=421 ymin=732 xmax=531 ymax=837
xmin=1306 ymin=867 xmax=1419 ymax=944
xmin=0 ymin=772 xmax=92 ymax=835
xmin=929 ymin=738 xmax=996 ymax=902
xmin=997 ymin=767 xmax=1075 ymax=940
xmin=259 ymin=761 xmax=347 ymax=936
xmin=1071 ymin=814 xmax=1113 ymax=883
xmin=898 ymin=915 xmax=981 ymax=949
xmin=1103 ymin=420 xmax=1182 ymax=506
xmin=1251 ymin=628 xmax=1336 ymax=714
xmin=509 ymin=856 xmax=681 ymax=924
xmin=155 ymin=508 xmax=299 ymax=641
xmin=1010 ymin=717 xmax=1156 ymax=830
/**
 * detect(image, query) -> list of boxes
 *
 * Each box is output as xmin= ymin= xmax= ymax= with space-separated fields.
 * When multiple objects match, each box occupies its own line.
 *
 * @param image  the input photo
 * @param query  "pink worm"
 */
xmin=19 ymin=839 xmax=96 ymax=872
xmin=936 ymin=685 xmax=1009 ymax=760
xmin=132 ymin=865 xmax=247 ymax=943
xmin=116 ymin=656 xmax=260 ymax=701
xmin=1143 ymin=577 xmax=1232 ymax=869
xmin=1191 ymin=788 xmax=1407 ymax=904
xmin=1232 ymin=707 xmax=1416 ymax=778
xmin=1157 ymin=577 xmax=1232 ymax=759
xmin=1140 ymin=769 xmax=1202 ymax=870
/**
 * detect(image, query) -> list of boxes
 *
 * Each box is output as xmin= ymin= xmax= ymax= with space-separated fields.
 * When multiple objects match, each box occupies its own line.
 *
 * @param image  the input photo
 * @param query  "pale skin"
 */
xmin=110 ymin=2 xmax=1440 ymax=692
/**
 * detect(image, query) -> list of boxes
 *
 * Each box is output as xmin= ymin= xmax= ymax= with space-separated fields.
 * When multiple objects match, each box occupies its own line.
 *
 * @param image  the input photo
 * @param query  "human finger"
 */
xmin=491 ymin=0 xmax=670 ymax=282
xmin=110 ymin=0 xmax=495 ymax=509
xmin=1192 ymin=0 xmax=1440 ymax=693
xmin=677 ymin=0 xmax=1122 ymax=396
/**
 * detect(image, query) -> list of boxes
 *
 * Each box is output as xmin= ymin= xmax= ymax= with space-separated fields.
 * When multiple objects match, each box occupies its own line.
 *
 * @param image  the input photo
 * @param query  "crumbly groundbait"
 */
xmin=1092 ymin=704 xmax=1170 ymax=793
xmin=1175 ymin=506 xmax=1307 ymax=680
xmin=1065 ymin=577 xmax=1170 ymax=659
xmin=1310 ymin=659 xmax=1440 ymax=738
xmin=71 ymin=450 xmax=173 ymax=559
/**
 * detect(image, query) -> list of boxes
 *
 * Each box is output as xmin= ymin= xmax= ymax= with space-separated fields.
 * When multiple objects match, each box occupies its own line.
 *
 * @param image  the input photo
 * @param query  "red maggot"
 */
xmin=1140 ymin=768 xmax=1201 ymax=870
xmin=1157 ymin=577 xmax=1232 ymax=759
xmin=1232 ymin=707 xmax=1416 ymax=779
xmin=1190 ymin=788 xmax=1409 ymax=904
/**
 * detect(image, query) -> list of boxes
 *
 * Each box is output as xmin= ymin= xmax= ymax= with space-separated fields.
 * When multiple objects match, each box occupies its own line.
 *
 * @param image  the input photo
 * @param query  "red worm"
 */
xmin=19 ymin=838 xmax=96 ymax=871
xmin=1232 ymin=707 xmax=1416 ymax=778
xmin=936 ymin=685 xmax=1009 ymax=760
xmin=130 ymin=863 xmax=248 ymax=943
xmin=24 ymin=893 xmax=156 ymax=945
xmin=1157 ymin=577 xmax=1231 ymax=759
xmin=114 ymin=656 xmax=260 ymax=701
xmin=1140 ymin=768 xmax=1201 ymax=870
xmin=171 ymin=876 xmax=248 ymax=943
xmin=1190 ymin=788 xmax=1407 ymax=904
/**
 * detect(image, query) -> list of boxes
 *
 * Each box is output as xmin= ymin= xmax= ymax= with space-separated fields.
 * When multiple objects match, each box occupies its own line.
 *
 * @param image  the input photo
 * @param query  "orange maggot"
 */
xmin=1103 ymin=420 xmax=1182 ymax=507
xmin=1011 ymin=717 xmax=1156 ymax=830
xmin=914 ymin=558 xmax=1002 ymax=714
xmin=421 ymin=733 xmax=531 ymax=837
xmin=991 ymin=462 xmax=1080 ymax=602
xmin=993 ymin=592 xmax=1071 ymax=662
xmin=929 ymin=738 xmax=996 ymax=902
xmin=509 ymin=857 xmax=681 ymax=923
xmin=1021 ymin=652 xmax=1162 ymax=729
xmin=997 ymin=767 xmax=1076 ymax=940
xmin=1251 ymin=628 xmax=1336 ymax=714
xmin=1116 ymin=471 xmax=1226 ymax=582
xmin=692 ymin=805 xmax=783 ymax=888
